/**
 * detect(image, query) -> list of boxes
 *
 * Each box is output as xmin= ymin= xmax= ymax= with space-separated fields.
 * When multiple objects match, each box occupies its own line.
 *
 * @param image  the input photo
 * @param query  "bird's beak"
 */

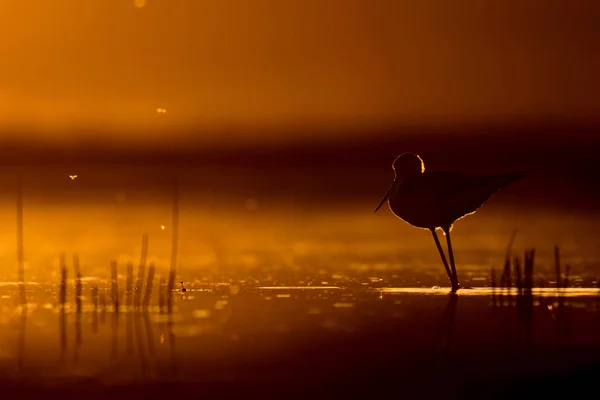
xmin=374 ymin=180 xmax=397 ymax=213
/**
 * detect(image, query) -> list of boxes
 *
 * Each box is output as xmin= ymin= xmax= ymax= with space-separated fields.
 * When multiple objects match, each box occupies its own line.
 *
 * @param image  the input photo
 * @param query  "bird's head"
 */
xmin=392 ymin=152 xmax=425 ymax=181
xmin=374 ymin=153 xmax=425 ymax=213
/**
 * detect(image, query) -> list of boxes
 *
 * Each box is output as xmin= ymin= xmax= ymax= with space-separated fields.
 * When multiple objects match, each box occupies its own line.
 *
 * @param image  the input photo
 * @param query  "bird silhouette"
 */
xmin=375 ymin=153 xmax=525 ymax=292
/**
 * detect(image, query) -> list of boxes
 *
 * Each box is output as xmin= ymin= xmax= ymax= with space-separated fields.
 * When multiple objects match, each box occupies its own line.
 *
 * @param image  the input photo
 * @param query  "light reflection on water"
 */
xmin=377 ymin=287 xmax=600 ymax=297
xmin=256 ymin=286 xmax=341 ymax=290
xmin=1 ymin=282 xmax=600 ymax=388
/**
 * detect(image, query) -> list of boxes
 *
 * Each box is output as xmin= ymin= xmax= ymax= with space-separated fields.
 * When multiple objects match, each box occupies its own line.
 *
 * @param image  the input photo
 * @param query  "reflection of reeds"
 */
xmin=111 ymin=260 xmax=119 ymax=313
xmin=59 ymin=307 xmax=67 ymax=362
xmin=491 ymin=247 xmax=576 ymax=347
xmin=143 ymin=263 xmax=155 ymax=310
xmin=134 ymin=234 xmax=149 ymax=308
xmin=168 ymin=318 xmax=177 ymax=378
xmin=497 ymin=231 xmax=518 ymax=307
xmin=143 ymin=311 xmax=155 ymax=357
xmin=126 ymin=309 xmax=133 ymax=356
xmin=67 ymin=254 xmax=83 ymax=364
xmin=513 ymin=250 xmax=535 ymax=347
xmin=553 ymin=246 xmax=568 ymax=343
xmin=110 ymin=263 xmax=121 ymax=361
xmin=18 ymin=308 xmax=27 ymax=373
xmin=492 ymin=246 xmax=573 ymax=346
xmin=74 ymin=304 xmax=82 ymax=364
xmin=134 ymin=313 xmax=148 ymax=378
xmin=110 ymin=312 xmax=118 ymax=361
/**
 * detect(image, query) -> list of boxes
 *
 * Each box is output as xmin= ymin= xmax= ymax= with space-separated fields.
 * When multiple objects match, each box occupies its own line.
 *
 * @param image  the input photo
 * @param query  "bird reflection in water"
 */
xmin=433 ymin=294 xmax=458 ymax=351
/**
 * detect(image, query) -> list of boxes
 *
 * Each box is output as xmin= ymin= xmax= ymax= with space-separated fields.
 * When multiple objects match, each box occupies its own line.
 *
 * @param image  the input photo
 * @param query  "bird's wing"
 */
xmin=397 ymin=171 xmax=479 ymax=202
xmin=432 ymin=171 xmax=499 ymax=201
xmin=399 ymin=171 xmax=523 ymax=207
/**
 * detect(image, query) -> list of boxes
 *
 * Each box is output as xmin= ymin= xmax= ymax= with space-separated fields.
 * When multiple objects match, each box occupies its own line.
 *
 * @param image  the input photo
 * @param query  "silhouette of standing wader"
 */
xmin=375 ymin=153 xmax=525 ymax=292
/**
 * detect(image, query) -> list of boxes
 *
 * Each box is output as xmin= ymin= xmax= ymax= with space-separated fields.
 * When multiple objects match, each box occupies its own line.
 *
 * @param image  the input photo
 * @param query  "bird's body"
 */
xmin=388 ymin=170 xmax=525 ymax=230
xmin=375 ymin=153 xmax=524 ymax=292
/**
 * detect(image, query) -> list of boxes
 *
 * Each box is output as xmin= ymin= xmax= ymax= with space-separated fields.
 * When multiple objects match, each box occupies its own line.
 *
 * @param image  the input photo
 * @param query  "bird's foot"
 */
xmin=450 ymin=283 xmax=461 ymax=293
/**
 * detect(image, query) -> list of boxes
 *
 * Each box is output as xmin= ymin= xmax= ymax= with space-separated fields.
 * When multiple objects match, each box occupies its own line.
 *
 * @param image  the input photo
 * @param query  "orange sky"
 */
xmin=0 ymin=0 xmax=599 ymax=144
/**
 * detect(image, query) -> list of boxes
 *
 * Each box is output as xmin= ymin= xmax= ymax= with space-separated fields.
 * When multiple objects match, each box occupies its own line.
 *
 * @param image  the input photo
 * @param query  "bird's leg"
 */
xmin=442 ymin=225 xmax=460 ymax=292
xmin=430 ymin=229 xmax=453 ymax=287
